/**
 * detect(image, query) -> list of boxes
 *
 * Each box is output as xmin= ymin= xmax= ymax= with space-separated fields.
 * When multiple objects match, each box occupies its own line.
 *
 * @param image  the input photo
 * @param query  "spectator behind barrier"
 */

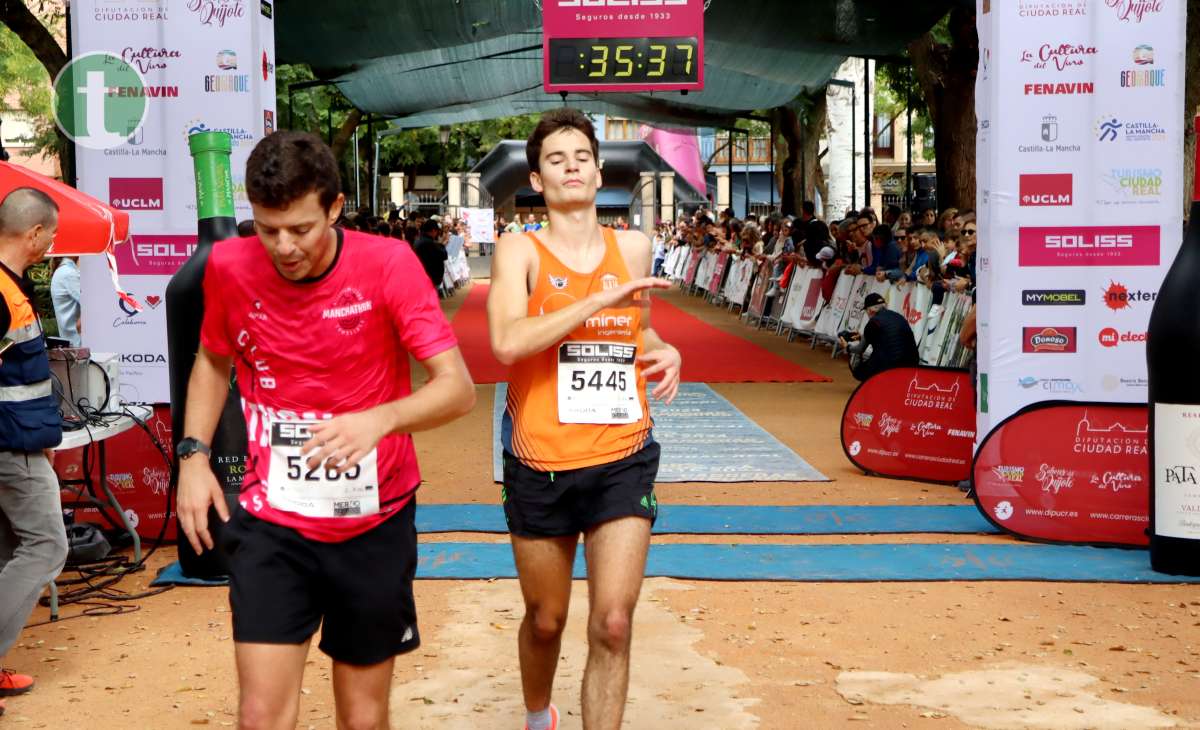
xmin=862 ymin=224 xmax=900 ymax=277
xmin=839 ymin=292 xmax=919 ymax=382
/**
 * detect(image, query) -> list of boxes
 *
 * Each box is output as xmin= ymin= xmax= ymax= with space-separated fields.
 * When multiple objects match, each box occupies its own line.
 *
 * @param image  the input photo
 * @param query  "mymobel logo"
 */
xmin=1022 ymin=289 xmax=1085 ymax=305
xmin=52 ymin=52 xmax=148 ymax=151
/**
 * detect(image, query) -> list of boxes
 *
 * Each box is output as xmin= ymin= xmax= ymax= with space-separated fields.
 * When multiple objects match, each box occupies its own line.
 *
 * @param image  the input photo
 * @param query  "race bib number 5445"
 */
xmin=557 ymin=341 xmax=642 ymax=424
xmin=266 ymin=420 xmax=380 ymax=518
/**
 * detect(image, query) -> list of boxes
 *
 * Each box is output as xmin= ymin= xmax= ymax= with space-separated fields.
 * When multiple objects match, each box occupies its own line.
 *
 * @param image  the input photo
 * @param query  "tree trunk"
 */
xmin=330 ymin=108 xmax=362 ymax=162
xmin=772 ymin=90 xmax=828 ymax=217
xmin=801 ymin=91 xmax=828 ymax=211
xmin=1184 ymin=0 xmax=1200 ymax=211
xmin=773 ymin=106 xmax=802 ymax=217
xmin=0 ymin=0 xmax=67 ymax=81
xmin=908 ymin=5 xmax=978 ymax=211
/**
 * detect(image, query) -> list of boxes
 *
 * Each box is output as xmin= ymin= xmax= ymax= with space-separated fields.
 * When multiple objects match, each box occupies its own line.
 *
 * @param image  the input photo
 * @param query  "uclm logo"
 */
xmin=1022 ymin=327 xmax=1077 ymax=353
xmin=109 ymin=177 xmax=163 ymax=210
xmin=1019 ymin=173 xmax=1072 ymax=206
xmin=1018 ymin=226 xmax=1159 ymax=267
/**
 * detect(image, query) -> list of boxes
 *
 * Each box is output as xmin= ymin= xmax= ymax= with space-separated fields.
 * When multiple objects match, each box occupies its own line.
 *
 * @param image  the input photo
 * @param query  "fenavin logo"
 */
xmin=52 ymin=52 xmax=148 ymax=150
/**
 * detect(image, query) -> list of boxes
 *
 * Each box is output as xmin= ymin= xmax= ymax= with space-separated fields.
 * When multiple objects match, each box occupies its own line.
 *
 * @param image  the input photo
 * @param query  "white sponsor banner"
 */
xmin=74 ymin=0 xmax=276 ymax=403
xmin=461 ymin=207 xmax=495 ymax=244
xmin=975 ymin=0 xmax=1184 ymax=438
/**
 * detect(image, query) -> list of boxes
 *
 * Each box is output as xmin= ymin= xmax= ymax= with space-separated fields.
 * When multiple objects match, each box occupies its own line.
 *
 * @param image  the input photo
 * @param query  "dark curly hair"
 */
xmin=526 ymin=108 xmax=599 ymax=174
xmin=245 ymin=131 xmax=341 ymax=212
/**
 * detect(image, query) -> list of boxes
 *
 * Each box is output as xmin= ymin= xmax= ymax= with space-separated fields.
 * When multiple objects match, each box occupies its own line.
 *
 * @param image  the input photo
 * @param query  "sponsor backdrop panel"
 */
xmin=74 ymin=0 xmax=276 ymax=403
xmin=973 ymin=402 xmax=1149 ymax=547
xmin=976 ymin=0 xmax=1185 ymax=440
xmin=841 ymin=367 xmax=976 ymax=484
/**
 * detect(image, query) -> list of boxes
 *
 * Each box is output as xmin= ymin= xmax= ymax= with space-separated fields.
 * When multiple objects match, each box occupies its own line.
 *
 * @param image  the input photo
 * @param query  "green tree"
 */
xmin=905 ymin=6 xmax=978 ymax=211
xmin=0 ymin=3 xmax=67 ymax=172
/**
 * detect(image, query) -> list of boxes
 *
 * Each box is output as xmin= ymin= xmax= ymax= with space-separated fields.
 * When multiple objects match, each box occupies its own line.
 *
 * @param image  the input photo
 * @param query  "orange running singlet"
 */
xmin=502 ymin=227 xmax=654 ymax=472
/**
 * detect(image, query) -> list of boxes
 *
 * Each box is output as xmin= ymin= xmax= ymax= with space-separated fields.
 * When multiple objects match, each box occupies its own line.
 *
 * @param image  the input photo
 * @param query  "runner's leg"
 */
xmin=235 ymin=640 xmax=311 ymax=730
xmin=332 ymin=657 xmax=396 ymax=730
xmin=580 ymin=516 xmax=651 ymax=730
xmin=512 ymin=534 xmax=577 ymax=712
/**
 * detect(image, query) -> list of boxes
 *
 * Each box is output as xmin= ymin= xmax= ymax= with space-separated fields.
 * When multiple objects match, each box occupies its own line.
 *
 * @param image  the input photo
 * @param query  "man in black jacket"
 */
xmin=839 ymin=293 xmax=919 ymax=381
xmin=413 ymin=218 xmax=448 ymax=291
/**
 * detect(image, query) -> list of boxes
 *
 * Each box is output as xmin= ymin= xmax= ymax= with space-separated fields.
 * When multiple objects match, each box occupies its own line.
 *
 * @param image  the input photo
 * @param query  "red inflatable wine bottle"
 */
xmin=1145 ymin=110 xmax=1200 ymax=576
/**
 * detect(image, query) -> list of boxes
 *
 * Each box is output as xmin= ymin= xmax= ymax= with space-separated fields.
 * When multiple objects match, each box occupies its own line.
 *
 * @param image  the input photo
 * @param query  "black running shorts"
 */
xmin=501 ymin=441 xmax=660 ymax=537
xmin=221 ymin=499 xmax=420 ymax=665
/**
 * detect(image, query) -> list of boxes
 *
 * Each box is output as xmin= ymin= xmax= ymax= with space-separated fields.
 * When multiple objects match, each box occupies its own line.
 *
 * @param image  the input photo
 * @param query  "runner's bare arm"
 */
xmin=618 ymin=230 xmax=682 ymax=404
xmin=177 ymin=344 xmax=234 ymax=553
xmin=304 ymin=346 xmax=475 ymax=472
xmin=487 ymin=232 xmax=670 ymax=365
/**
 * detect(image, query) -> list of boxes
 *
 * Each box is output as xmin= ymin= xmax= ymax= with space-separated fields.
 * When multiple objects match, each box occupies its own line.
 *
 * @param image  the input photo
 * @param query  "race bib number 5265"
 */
xmin=266 ymin=420 xmax=380 ymax=518
xmin=557 ymin=341 xmax=642 ymax=424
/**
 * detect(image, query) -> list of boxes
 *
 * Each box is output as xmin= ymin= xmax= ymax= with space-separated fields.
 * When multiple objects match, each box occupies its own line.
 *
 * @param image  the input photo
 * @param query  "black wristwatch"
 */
xmin=176 ymin=437 xmax=212 ymax=461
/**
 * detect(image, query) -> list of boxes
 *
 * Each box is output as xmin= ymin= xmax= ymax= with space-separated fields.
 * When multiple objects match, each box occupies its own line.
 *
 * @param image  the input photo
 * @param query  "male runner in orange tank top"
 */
xmin=487 ymin=109 xmax=681 ymax=730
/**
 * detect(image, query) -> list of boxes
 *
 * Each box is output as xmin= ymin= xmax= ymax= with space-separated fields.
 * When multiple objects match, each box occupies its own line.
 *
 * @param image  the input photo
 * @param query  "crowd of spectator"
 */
xmin=656 ymin=201 xmax=977 ymax=312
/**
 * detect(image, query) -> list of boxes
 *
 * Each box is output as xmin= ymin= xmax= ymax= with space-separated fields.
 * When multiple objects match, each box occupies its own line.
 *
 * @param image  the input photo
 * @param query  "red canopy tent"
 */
xmin=0 ymin=160 xmax=129 ymax=256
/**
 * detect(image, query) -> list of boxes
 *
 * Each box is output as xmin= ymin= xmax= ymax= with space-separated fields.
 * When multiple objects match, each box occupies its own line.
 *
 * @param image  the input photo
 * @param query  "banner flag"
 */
xmin=973 ymin=402 xmax=1148 ymax=547
xmin=841 ymin=366 xmax=976 ymax=484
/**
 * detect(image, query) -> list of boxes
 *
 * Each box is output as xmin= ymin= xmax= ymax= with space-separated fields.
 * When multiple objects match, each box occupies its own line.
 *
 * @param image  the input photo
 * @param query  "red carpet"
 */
xmin=451 ymin=283 xmax=832 ymax=384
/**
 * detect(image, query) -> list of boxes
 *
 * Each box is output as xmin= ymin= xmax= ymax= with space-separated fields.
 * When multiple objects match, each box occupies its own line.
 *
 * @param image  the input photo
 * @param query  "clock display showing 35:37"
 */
xmin=548 ymin=36 xmax=699 ymax=85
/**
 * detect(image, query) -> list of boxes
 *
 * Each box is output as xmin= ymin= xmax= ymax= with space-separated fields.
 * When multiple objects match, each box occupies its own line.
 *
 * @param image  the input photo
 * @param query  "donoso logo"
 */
xmin=109 ymin=177 xmax=163 ymax=210
xmin=1018 ymin=226 xmax=1159 ymax=267
xmin=1023 ymin=327 xmax=1077 ymax=353
xmin=1019 ymin=173 xmax=1072 ymax=206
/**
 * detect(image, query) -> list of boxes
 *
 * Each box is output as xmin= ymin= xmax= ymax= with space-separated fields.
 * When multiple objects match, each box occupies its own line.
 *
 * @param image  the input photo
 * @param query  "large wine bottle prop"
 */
xmin=1145 ymin=110 xmax=1200 ymax=576
xmin=167 ymin=131 xmax=248 ymax=579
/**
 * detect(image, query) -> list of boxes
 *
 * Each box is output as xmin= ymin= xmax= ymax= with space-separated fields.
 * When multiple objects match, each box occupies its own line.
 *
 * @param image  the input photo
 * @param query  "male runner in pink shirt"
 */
xmin=176 ymin=131 xmax=475 ymax=730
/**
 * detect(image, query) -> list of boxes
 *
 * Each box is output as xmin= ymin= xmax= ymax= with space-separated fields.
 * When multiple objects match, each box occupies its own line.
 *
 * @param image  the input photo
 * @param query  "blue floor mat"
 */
xmin=416 ymin=542 xmax=1200 ymax=583
xmin=492 ymin=383 xmax=828 ymax=483
xmin=416 ymin=504 xmax=998 ymax=535
xmin=152 ymin=561 xmax=229 ymax=587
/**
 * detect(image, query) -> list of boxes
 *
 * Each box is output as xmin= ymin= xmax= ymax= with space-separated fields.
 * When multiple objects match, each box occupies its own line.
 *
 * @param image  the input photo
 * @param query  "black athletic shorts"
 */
xmin=501 ymin=441 xmax=660 ymax=537
xmin=220 ymin=498 xmax=420 ymax=665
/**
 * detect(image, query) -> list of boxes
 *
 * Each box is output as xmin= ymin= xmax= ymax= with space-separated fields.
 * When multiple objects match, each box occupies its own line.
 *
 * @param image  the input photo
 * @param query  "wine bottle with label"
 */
xmin=166 ymin=131 xmax=248 ymax=579
xmin=1145 ymin=111 xmax=1200 ymax=576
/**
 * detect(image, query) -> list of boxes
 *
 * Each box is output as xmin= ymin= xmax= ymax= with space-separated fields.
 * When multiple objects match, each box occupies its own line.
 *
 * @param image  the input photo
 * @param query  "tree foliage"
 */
xmin=0 ymin=5 xmax=66 ymax=166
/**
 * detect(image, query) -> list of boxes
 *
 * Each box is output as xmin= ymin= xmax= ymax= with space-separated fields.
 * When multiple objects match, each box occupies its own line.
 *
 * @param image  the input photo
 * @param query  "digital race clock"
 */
xmin=548 ymin=37 xmax=699 ymax=87
xmin=542 ymin=0 xmax=704 ymax=93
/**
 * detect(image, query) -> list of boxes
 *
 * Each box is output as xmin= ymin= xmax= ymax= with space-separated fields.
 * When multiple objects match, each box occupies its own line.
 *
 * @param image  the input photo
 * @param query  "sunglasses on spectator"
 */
xmin=964 ymin=228 xmax=977 ymax=235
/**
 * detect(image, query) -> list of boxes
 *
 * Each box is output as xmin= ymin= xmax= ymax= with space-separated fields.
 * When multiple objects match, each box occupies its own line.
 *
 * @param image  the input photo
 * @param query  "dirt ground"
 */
xmin=5 ymin=281 xmax=1199 ymax=729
